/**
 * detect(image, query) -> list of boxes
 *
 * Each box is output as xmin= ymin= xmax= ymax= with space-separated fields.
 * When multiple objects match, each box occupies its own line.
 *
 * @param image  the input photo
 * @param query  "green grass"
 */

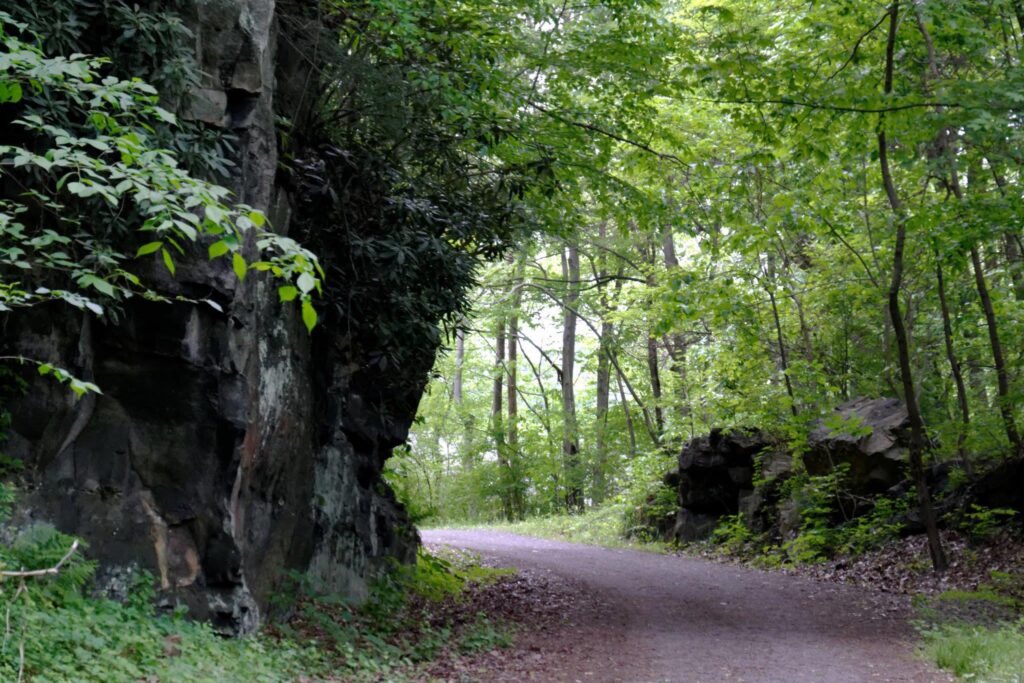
xmin=0 ymin=587 xmax=318 ymax=682
xmin=0 ymin=538 xmax=514 ymax=682
xmin=922 ymin=621 xmax=1024 ymax=682
xmin=434 ymin=504 xmax=670 ymax=552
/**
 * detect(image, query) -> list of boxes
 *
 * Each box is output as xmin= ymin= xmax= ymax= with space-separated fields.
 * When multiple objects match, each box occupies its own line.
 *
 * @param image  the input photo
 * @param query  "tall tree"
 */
xmin=876 ymin=0 xmax=947 ymax=571
xmin=505 ymin=254 xmax=528 ymax=518
xmin=562 ymin=241 xmax=583 ymax=511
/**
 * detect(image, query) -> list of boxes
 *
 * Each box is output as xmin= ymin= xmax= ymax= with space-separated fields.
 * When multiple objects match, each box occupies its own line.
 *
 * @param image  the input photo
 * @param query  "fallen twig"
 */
xmin=0 ymin=540 xmax=80 ymax=578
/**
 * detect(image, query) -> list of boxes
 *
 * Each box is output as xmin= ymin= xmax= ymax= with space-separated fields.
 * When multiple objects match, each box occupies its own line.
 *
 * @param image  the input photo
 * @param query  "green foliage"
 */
xmin=8 ymin=0 xmax=232 ymax=178
xmin=782 ymin=469 xmax=844 ymax=564
xmin=832 ymin=496 xmax=908 ymax=558
xmin=401 ymin=0 xmax=1024 ymax=541
xmin=956 ymin=505 xmax=1019 ymax=544
xmin=710 ymin=514 xmax=756 ymax=556
xmin=0 ymin=494 xmax=313 ymax=682
xmin=476 ymin=504 xmax=669 ymax=552
xmin=0 ymin=11 xmax=322 ymax=394
xmin=0 ymin=17 xmax=321 ymax=311
xmin=0 ymin=582 xmax=315 ymax=682
xmin=0 ymin=521 xmax=515 ymax=682
xmin=273 ymin=548 xmax=516 ymax=681
xmin=780 ymin=468 xmax=909 ymax=564
xmin=625 ymin=483 xmax=679 ymax=542
xmin=922 ymin=621 xmax=1024 ymax=682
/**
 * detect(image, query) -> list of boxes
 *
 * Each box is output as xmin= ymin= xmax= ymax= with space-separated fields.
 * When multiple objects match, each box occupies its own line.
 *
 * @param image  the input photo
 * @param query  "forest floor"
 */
xmin=422 ymin=529 xmax=952 ymax=683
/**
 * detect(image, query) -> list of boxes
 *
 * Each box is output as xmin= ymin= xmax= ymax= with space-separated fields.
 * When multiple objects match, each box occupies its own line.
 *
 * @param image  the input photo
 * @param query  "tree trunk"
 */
xmin=561 ymin=242 xmax=583 ymax=512
xmin=594 ymin=224 xmax=613 ymax=505
xmin=646 ymin=334 xmax=665 ymax=436
xmin=506 ymin=257 xmax=526 ymax=519
xmin=991 ymin=172 xmax=1024 ymax=301
xmin=947 ymin=162 xmax=1021 ymax=453
xmin=935 ymin=256 xmax=972 ymax=476
xmin=662 ymin=230 xmax=694 ymax=430
xmin=970 ymin=245 xmax=1021 ymax=453
xmin=878 ymin=0 xmax=947 ymax=571
xmin=616 ymin=369 xmax=637 ymax=459
xmin=766 ymin=279 xmax=798 ymax=417
xmin=453 ymin=327 xmax=465 ymax=406
xmin=644 ymin=240 xmax=665 ymax=437
xmin=1003 ymin=233 xmax=1024 ymax=302
xmin=491 ymin=315 xmax=513 ymax=520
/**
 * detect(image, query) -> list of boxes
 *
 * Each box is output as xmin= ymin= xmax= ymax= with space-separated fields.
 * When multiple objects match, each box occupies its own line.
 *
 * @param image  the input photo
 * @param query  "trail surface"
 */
xmin=423 ymin=529 xmax=949 ymax=683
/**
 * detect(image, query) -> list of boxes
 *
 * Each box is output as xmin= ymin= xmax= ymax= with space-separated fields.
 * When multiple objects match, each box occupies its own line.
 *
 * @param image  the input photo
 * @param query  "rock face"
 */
xmin=672 ymin=429 xmax=780 ymax=541
xmin=669 ymin=399 xmax=912 ymax=543
xmin=2 ymin=0 xmax=417 ymax=635
xmin=803 ymin=397 xmax=910 ymax=494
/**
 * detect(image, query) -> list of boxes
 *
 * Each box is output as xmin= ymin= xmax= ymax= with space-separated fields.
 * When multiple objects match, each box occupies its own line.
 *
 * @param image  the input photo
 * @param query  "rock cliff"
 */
xmin=2 ymin=0 xmax=418 ymax=635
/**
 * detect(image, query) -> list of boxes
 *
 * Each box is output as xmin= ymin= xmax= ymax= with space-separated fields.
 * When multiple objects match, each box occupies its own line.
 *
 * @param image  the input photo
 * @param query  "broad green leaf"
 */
xmin=161 ymin=248 xmax=176 ymax=276
xmin=208 ymin=240 xmax=230 ymax=259
xmin=301 ymin=299 xmax=318 ymax=332
xmin=297 ymin=272 xmax=316 ymax=294
xmin=135 ymin=241 xmax=163 ymax=257
xmin=232 ymin=252 xmax=247 ymax=281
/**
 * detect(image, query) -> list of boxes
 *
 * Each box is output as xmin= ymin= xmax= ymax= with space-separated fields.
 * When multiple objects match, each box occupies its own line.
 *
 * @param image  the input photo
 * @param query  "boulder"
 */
xmin=803 ymin=397 xmax=910 ymax=494
xmin=673 ymin=428 xmax=783 ymax=541
xmin=672 ymin=509 xmax=722 ymax=543
xmin=970 ymin=457 xmax=1024 ymax=513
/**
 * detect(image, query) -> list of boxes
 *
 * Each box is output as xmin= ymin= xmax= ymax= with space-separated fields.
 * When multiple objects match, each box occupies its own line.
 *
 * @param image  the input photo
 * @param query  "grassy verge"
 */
xmin=430 ymin=504 xmax=670 ymax=552
xmin=915 ymin=574 xmax=1024 ymax=681
xmin=0 ymin=524 xmax=515 ymax=682
xmin=921 ymin=621 xmax=1024 ymax=681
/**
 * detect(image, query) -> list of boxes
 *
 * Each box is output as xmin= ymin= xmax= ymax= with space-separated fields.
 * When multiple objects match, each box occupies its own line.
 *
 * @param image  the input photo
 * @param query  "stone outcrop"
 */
xmin=669 ymin=398 xmax=913 ymax=543
xmin=672 ymin=429 xmax=782 ymax=541
xmin=803 ymin=397 xmax=910 ymax=494
xmin=2 ymin=0 xmax=417 ymax=635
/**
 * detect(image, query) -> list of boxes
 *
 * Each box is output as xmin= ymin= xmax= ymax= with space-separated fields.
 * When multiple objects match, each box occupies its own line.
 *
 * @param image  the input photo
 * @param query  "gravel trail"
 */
xmin=423 ymin=529 xmax=950 ymax=683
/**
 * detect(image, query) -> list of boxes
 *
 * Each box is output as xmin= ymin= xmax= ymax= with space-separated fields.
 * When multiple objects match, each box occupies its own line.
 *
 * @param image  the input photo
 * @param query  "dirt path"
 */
xmin=423 ymin=530 xmax=951 ymax=683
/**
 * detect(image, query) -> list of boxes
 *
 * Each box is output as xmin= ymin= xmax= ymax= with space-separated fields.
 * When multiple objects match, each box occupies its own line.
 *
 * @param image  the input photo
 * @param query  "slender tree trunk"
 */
xmin=644 ymin=241 xmax=665 ymax=437
xmin=594 ymin=225 xmax=613 ymax=505
xmin=945 ymin=161 xmax=1022 ymax=453
xmin=491 ymin=315 xmax=513 ymax=520
xmin=453 ymin=327 xmax=465 ymax=406
xmin=594 ymin=336 xmax=611 ymax=504
xmin=766 ymin=280 xmax=799 ymax=417
xmin=646 ymin=334 xmax=665 ymax=436
xmin=990 ymin=171 xmax=1024 ymax=301
xmin=616 ymin=369 xmax=637 ymax=458
xmin=506 ymin=257 xmax=526 ymax=519
xmin=878 ymin=0 xmax=947 ymax=571
xmin=1003 ymin=233 xmax=1024 ymax=302
xmin=936 ymin=255 xmax=973 ymax=476
xmin=969 ymin=245 xmax=1021 ymax=453
xmin=454 ymin=322 xmax=476 ymax=515
xmin=562 ymin=242 xmax=583 ymax=512
xmin=661 ymin=230 xmax=693 ymax=427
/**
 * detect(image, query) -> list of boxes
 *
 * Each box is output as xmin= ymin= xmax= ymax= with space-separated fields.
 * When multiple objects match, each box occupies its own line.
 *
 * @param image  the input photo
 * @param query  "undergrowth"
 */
xmin=0 ymin=523 xmax=314 ymax=682
xmin=451 ymin=504 xmax=670 ymax=553
xmin=0 ymin=516 xmax=514 ymax=682
xmin=915 ymin=571 xmax=1024 ymax=681
xmin=269 ymin=548 xmax=516 ymax=682
xmin=921 ymin=621 xmax=1024 ymax=682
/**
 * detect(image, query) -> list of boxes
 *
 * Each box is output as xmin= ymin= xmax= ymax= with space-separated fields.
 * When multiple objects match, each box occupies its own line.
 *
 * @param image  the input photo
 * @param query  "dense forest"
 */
xmin=2 ymin=0 xmax=1024 ymax=680
xmin=396 ymin=0 xmax=1024 ymax=551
